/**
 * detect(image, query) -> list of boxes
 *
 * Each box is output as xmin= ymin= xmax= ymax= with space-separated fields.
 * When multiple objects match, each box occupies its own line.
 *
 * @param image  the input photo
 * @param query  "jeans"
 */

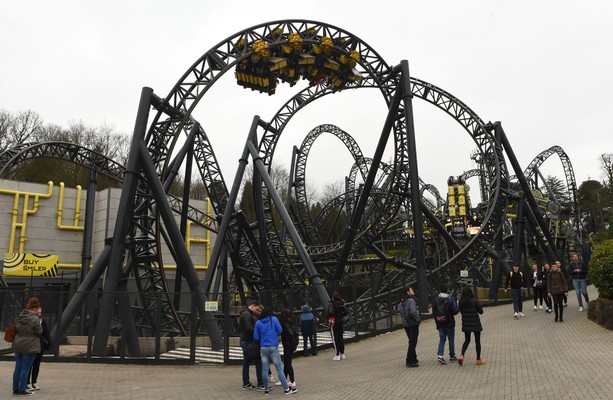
xmin=573 ymin=279 xmax=589 ymax=307
xmin=260 ymin=346 xmax=288 ymax=391
xmin=302 ymin=333 xmax=317 ymax=356
xmin=511 ymin=288 xmax=523 ymax=313
xmin=240 ymin=340 xmax=262 ymax=386
xmin=13 ymin=353 xmax=36 ymax=392
xmin=437 ymin=325 xmax=456 ymax=358
xmin=404 ymin=325 xmax=419 ymax=365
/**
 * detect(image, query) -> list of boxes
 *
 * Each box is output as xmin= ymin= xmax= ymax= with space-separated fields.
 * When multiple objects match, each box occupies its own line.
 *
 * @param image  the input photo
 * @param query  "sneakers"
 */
xmin=519 ymin=312 xmax=525 ymax=317
xmin=407 ymin=363 xmax=419 ymax=368
xmin=243 ymin=383 xmax=256 ymax=390
xmin=437 ymin=355 xmax=447 ymax=365
xmin=332 ymin=355 xmax=341 ymax=361
xmin=289 ymin=381 xmax=296 ymax=389
xmin=458 ymin=355 xmax=464 ymax=366
xmin=264 ymin=390 xmax=271 ymax=396
xmin=449 ymin=356 xmax=458 ymax=362
xmin=533 ymin=305 xmax=537 ymax=311
xmin=579 ymin=306 xmax=584 ymax=312
xmin=14 ymin=392 xmax=34 ymax=396
xmin=269 ymin=375 xmax=275 ymax=383
xmin=539 ymin=305 xmax=543 ymax=310
xmin=476 ymin=359 xmax=486 ymax=366
xmin=340 ymin=353 xmax=346 ymax=360
xmin=513 ymin=312 xmax=518 ymax=319
xmin=546 ymin=308 xmax=552 ymax=313
xmin=275 ymin=381 xmax=284 ymax=386
xmin=284 ymin=387 xmax=298 ymax=395
xmin=256 ymin=385 xmax=266 ymax=391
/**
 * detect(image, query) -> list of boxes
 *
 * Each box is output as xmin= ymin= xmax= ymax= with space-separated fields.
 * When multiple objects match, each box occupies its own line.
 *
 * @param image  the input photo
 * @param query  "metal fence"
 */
xmin=1 ymin=286 xmax=403 ymax=365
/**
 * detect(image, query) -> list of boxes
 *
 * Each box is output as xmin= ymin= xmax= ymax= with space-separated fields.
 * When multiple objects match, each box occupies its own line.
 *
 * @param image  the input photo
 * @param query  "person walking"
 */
xmin=277 ymin=308 xmax=298 ymax=390
xmin=327 ymin=292 xmax=347 ymax=361
xmin=569 ymin=252 xmax=589 ymax=312
xmin=458 ymin=287 xmax=485 ymax=366
xmin=254 ymin=307 xmax=297 ymax=395
xmin=542 ymin=263 xmax=553 ymax=313
xmin=239 ymin=300 xmax=264 ymax=390
xmin=398 ymin=285 xmax=421 ymax=368
xmin=547 ymin=262 xmax=569 ymax=322
xmin=298 ymin=304 xmax=317 ymax=356
xmin=530 ymin=264 xmax=546 ymax=311
xmin=504 ymin=264 xmax=526 ymax=318
xmin=556 ymin=260 xmax=569 ymax=307
xmin=433 ymin=285 xmax=459 ymax=364
xmin=27 ymin=306 xmax=52 ymax=392
xmin=12 ymin=297 xmax=43 ymax=396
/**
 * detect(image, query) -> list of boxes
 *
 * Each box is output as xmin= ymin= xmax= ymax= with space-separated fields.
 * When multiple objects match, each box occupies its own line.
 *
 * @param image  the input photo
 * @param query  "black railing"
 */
xmin=1 ymin=287 xmax=405 ymax=364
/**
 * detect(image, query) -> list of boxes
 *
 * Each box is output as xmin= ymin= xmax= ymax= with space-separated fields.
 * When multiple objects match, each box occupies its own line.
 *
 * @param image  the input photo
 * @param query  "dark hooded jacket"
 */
xmin=12 ymin=309 xmax=42 ymax=354
xmin=299 ymin=305 xmax=315 ymax=336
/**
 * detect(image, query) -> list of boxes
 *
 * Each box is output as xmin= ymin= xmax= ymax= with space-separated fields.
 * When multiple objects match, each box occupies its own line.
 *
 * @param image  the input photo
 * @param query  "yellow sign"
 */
xmin=3 ymin=253 xmax=59 ymax=277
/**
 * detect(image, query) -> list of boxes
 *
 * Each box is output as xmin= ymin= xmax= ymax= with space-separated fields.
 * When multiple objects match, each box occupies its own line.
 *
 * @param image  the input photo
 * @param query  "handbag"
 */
xmin=245 ymin=342 xmax=260 ymax=360
xmin=4 ymin=324 xmax=17 ymax=342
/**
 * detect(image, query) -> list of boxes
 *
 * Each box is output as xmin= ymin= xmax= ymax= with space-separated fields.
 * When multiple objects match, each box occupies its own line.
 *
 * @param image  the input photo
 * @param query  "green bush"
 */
xmin=589 ymin=239 xmax=613 ymax=300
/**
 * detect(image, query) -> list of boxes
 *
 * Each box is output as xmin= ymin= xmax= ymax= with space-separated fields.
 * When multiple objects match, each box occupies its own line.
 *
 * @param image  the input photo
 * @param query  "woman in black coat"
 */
xmin=458 ymin=287 xmax=485 ymax=366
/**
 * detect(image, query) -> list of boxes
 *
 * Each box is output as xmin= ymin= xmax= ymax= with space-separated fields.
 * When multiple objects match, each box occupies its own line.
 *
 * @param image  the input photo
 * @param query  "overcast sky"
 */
xmin=1 ymin=1 xmax=612 ymax=201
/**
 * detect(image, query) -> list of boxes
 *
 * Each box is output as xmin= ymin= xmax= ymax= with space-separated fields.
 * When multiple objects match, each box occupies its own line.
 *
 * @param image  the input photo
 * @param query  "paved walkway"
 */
xmin=2 ymin=285 xmax=611 ymax=399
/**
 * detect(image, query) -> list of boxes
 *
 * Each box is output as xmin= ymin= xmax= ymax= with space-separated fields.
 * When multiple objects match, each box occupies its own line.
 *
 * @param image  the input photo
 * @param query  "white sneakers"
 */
xmin=533 ymin=306 xmax=537 ymax=311
xmin=579 ymin=306 xmax=584 ymax=312
xmin=514 ymin=312 xmax=518 ymax=319
xmin=539 ymin=305 xmax=543 ymax=310
xmin=340 ymin=353 xmax=346 ymax=360
xmin=332 ymin=355 xmax=341 ymax=360
xmin=519 ymin=312 xmax=526 ymax=317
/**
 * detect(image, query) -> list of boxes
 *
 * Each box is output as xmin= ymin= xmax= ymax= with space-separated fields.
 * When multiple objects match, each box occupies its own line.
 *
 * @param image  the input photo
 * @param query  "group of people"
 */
xmin=507 ymin=252 xmax=589 ymax=323
xmin=10 ymin=296 xmax=52 ymax=396
xmin=239 ymin=292 xmax=348 ymax=394
xmin=398 ymin=284 xmax=485 ymax=368
xmin=240 ymin=299 xmax=322 ymax=395
xmin=395 ymin=252 xmax=590 ymax=370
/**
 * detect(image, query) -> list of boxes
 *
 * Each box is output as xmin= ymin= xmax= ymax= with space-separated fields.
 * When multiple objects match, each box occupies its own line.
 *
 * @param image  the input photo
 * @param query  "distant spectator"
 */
xmin=569 ymin=252 xmax=589 ymax=312
xmin=504 ymin=264 xmax=526 ymax=318
xmin=433 ymin=285 xmax=459 ymax=364
xmin=530 ymin=264 xmax=546 ymax=311
xmin=327 ymin=292 xmax=347 ymax=361
xmin=254 ymin=307 xmax=297 ymax=395
xmin=12 ymin=297 xmax=43 ymax=396
xmin=398 ymin=285 xmax=420 ymax=368
xmin=27 ymin=304 xmax=52 ymax=391
xmin=299 ymin=305 xmax=317 ymax=356
xmin=238 ymin=300 xmax=263 ymax=390
xmin=458 ymin=287 xmax=485 ymax=366
xmin=277 ymin=308 xmax=298 ymax=390
xmin=547 ymin=262 xmax=568 ymax=322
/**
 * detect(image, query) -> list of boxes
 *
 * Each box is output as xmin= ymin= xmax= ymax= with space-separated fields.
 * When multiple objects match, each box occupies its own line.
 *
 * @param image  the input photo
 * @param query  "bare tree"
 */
xmin=601 ymin=153 xmax=613 ymax=190
xmin=0 ymin=109 xmax=43 ymax=151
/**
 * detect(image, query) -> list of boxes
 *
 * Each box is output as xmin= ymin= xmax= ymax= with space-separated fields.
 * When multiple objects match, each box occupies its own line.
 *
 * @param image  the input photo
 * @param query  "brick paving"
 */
xmin=1 ymin=285 xmax=611 ymax=399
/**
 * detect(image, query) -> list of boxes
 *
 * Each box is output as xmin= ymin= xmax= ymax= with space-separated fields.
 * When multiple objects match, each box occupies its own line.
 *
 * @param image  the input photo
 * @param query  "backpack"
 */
xmin=434 ymin=297 xmax=449 ymax=324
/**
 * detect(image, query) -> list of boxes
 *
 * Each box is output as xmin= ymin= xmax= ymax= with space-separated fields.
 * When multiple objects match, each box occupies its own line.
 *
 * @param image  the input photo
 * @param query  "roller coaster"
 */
xmin=0 ymin=20 xmax=586 ymax=357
